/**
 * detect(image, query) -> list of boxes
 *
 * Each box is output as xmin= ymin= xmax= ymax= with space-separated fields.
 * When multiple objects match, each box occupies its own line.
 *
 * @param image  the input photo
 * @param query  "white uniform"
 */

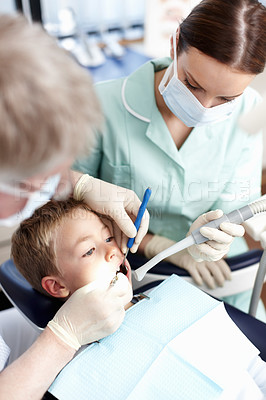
xmin=0 ymin=334 xmax=10 ymax=371
xmin=0 ymin=308 xmax=39 ymax=368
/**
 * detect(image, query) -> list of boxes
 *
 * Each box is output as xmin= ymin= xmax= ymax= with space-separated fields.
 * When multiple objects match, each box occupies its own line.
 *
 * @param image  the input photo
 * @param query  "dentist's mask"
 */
xmin=159 ymin=33 xmax=241 ymax=127
xmin=0 ymin=174 xmax=61 ymax=227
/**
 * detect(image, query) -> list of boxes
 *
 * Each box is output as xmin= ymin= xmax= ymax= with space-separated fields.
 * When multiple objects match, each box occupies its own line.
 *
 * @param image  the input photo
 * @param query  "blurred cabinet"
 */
xmin=41 ymin=0 xmax=145 ymax=39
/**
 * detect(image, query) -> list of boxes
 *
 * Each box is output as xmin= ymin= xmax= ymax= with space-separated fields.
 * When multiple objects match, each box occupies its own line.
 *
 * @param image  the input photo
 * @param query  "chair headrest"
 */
xmin=0 ymin=259 xmax=62 ymax=329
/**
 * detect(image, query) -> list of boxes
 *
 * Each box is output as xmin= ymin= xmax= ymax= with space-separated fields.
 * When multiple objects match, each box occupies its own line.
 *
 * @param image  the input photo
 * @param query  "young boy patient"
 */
xmin=11 ymin=198 xmax=133 ymax=307
xmin=11 ymin=198 xmax=266 ymax=397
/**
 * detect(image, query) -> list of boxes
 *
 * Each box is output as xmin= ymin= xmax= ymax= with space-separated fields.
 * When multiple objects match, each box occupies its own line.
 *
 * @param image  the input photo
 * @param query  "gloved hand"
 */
xmin=144 ymin=235 xmax=231 ymax=289
xmin=73 ymin=174 xmax=149 ymax=253
xmin=47 ymin=273 xmax=132 ymax=350
xmin=187 ymin=209 xmax=245 ymax=262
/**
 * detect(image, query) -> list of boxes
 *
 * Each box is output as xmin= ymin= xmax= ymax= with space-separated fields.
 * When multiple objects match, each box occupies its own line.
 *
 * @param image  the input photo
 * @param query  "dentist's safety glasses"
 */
xmin=0 ymin=174 xmax=61 ymax=227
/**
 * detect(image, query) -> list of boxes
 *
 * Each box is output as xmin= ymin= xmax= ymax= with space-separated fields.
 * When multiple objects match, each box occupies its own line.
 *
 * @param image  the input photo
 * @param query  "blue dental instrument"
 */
xmin=122 ymin=187 xmax=152 ymax=265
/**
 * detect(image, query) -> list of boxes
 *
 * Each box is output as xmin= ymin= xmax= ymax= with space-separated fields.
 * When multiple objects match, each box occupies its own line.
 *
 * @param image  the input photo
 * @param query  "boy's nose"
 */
xmin=105 ymin=246 xmax=118 ymax=262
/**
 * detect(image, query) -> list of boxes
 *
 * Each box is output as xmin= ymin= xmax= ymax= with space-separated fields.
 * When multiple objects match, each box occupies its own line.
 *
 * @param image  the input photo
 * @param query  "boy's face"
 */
xmin=52 ymin=208 xmax=131 ymax=296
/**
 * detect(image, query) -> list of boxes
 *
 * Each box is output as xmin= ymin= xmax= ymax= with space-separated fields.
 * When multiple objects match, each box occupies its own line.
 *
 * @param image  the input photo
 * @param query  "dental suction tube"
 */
xmin=134 ymin=199 xmax=266 ymax=281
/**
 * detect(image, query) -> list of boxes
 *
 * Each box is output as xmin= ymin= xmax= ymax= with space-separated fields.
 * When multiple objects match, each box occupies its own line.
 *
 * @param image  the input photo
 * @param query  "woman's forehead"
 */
xmin=179 ymin=47 xmax=255 ymax=96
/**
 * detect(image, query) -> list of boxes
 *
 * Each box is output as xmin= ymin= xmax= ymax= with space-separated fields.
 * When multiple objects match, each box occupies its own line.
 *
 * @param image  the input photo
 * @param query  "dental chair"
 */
xmin=0 ymin=258 xmax=62 ymax=331
xmin=1 ymin=250 xmax=266 ymax=362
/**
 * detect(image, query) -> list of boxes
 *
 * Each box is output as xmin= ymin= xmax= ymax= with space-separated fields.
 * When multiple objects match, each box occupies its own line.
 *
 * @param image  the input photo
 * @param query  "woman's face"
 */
xmin=175 ymin=46 xmax=255 ymax=108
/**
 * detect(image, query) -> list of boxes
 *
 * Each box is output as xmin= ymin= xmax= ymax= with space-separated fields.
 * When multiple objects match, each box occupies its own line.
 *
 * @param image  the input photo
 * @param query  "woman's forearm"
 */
xmin=137 ymin=233 xmax=153 ymax=254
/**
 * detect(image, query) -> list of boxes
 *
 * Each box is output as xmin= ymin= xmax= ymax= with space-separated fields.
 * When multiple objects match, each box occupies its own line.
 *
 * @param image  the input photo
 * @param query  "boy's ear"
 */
xmin=41 ymin=276 xmax=70 ymax=298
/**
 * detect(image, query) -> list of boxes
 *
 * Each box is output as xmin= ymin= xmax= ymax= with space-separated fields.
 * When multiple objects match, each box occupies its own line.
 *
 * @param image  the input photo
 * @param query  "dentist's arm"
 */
xmin=0 ymin=274 xmax=132 ymax=400
xmin=0 ymin=327 xmax=75 ymax=400
xmin=71 ymin=171 xmax=150 ymax=253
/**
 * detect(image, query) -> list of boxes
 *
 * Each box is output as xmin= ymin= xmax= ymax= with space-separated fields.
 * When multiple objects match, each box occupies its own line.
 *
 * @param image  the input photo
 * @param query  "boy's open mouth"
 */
xmin=117 ymin=263 xmax=128 ymax=276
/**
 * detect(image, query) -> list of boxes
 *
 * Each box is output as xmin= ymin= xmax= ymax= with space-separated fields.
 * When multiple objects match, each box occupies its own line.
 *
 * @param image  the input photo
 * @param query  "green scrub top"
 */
xmin=74 ymin=58 xmax=263 ymax=257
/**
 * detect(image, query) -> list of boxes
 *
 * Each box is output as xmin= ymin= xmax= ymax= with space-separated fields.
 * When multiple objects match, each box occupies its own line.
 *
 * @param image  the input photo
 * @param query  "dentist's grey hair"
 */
xmin=0 ymin=13 xmax=102 ymax=181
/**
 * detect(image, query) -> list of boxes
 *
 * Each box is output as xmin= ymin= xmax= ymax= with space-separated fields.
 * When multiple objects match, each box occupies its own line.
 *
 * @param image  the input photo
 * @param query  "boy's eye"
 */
xmin=83 ymin=247 xmax=95 ymax=257
xmin=105 ymin=236 xmax=114 ymax=243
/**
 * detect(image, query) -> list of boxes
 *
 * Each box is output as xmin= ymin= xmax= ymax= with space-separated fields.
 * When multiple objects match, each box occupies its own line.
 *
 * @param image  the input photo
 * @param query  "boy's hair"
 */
xmin=0 ymin=14 xmax=102 ymax=181
xmin=11 ymin=198 xmax=92 ymax=295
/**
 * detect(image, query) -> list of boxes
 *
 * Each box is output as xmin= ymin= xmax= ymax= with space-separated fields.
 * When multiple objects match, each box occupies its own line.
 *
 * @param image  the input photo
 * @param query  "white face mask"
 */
xmin=0 ymin=174 xmax=61 ymax=227
xmin=159 ymin=33 xmax=242 ymax=127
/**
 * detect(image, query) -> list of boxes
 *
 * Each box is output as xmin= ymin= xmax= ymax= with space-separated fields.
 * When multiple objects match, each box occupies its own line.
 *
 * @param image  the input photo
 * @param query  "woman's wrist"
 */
xmin=137 ymin=233 xmax=154 ymax=254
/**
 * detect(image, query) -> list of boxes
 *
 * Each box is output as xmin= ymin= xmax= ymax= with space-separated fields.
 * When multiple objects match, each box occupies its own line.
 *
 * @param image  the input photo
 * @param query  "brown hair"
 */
xmin=178 ymin=0 xmax=266 ymax=74
xmin=0 ymin=14 xmax=102 ymax=181
xmin=11 ymin=198 xmax=93 ymax=295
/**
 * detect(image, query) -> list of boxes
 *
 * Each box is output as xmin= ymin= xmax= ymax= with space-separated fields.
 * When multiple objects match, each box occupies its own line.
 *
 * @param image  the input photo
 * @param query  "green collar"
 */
xmin=121 ymin=57 xmax=171 ymax=122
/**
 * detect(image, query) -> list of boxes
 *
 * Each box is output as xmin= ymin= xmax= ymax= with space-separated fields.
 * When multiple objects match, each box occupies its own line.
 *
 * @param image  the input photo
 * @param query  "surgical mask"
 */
xmin=159 ymin=33 xmax=241 ymax=127
xmin=0 ymin=173 xmax=61 ymax=227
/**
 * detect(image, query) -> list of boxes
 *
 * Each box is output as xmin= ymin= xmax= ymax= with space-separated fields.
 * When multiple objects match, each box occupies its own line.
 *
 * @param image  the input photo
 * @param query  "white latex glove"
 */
xmin=144 ymin=235 xmax=231 ymax=289
xmin=47 ymin=273 xmax=132 ymax=350
xmin=187 ymin=209 xmax=245 ymax=262
xmin=73 ymin=174 xmax=149 ymax=253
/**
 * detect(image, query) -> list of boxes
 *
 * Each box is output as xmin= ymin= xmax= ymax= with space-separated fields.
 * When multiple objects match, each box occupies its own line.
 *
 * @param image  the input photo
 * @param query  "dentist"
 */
xmin=0 ymin=13 xmax=147 ymax=399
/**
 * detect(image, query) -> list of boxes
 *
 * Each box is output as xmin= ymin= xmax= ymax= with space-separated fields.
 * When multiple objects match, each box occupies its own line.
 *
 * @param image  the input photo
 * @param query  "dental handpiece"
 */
xmin=133 ymin=199 xmax=266 ymax=281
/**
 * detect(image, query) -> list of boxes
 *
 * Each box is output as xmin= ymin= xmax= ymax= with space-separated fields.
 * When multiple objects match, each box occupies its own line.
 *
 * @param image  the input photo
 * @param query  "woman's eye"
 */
xmin=220 ymin=97 xmax=233 ymax=103
xmin=105 ymin=236 xmax=114 ymax=243
xmin=184 ymin=78 xmax=198 ymax=91
xmin=83 ymin=247 xmax=95 ymax=257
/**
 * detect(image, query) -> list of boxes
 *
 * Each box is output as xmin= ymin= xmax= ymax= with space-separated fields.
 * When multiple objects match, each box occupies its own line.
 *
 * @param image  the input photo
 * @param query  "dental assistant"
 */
xmin=74 ymin=0 xmax=266 ymax=315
